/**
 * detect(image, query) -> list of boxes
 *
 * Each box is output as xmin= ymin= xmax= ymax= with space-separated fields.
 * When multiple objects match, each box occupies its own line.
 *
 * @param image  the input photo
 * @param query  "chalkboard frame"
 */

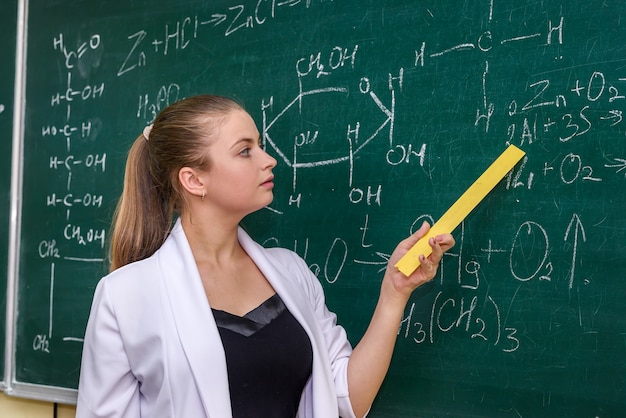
xmin=3 ymin=0 xmax=23 ymax=397
xmin=0 ymin=0 xmax=21 ymax=393
xmin=2 ymin=0 xmax=81 ymax=404
xmin=1 ymin=0 xmax=21 ymax=395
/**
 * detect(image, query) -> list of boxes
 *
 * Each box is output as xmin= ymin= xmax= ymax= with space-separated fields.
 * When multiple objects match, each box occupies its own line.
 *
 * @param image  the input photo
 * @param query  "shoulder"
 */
xmin=104 ymin=254 xmax=159 ymax=286
xmin=239 ymin=231 xmax=325 ymax=300
xmin=238 ymin=228 xmax=310 ymax=275
xmin=93 ymin=252 xmax=162 ymax=310
xmin=270 ymin=247 xmax=327 ymax=295
xmin=87 ymin=251 xmax=170 ymax=345
xmin=100 ymin=225 xmax=181 ymax=294
xmin=265 ymin=246 xmax=306 ymax=268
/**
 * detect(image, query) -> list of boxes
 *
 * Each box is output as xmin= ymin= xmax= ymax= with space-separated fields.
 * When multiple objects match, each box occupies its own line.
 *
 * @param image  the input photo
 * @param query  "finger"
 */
xmin=419 ymin=254 xmax=437 ymax=280
xmin=435 ymin=234 xmax=456 ymax=252
xmin=399 ymin=221 xmax=431 ymax=250
xmin=428 ymin=237 xmax=444 ymax=261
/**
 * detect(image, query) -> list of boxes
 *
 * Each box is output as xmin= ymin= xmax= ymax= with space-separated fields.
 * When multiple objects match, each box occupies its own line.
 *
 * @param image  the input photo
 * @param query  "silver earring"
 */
xmin=201 ymin=189 xmax=205 ymax=201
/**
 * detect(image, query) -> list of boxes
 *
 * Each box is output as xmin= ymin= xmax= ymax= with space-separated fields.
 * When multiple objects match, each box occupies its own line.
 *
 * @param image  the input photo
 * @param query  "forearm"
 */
xmin=347 ymin=280 xmax=409 ymax=418
xmin=345 ymin=227 xmax=455 ymax=417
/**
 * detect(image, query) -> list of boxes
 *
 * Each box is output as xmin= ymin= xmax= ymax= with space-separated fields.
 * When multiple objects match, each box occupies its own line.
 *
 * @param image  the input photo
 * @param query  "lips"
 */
xmin=261 ymin=175 xmax=274 ymax=187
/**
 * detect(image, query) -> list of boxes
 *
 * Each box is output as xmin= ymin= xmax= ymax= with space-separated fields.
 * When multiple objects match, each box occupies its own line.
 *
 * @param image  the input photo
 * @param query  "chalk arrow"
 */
xmin=605 ymin=158 xmax=626 ymax=176
xmin=355 ymin=251 xmax=390 ymax=273
xmin=564 ymin=213 xmax=586 ymax=289
xmin=201 ymin=14 xmax=227 ymax=26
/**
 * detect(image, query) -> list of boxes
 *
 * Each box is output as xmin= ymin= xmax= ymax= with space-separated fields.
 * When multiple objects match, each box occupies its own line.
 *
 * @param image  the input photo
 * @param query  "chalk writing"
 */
xmin=399 ymin=291 xmax=521 ymax=353
xmin=117 ymin=1 xmax=331 ymax=76
xmin=14 ymin=3 xmax=626 ymax=410
xmin=29 ymin=31 xmax=108 ymax=355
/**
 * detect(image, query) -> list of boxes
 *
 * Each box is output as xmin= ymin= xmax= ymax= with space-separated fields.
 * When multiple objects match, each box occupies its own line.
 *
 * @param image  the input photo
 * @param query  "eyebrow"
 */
xmin=230 ymin=135 xmax=261 ymax=150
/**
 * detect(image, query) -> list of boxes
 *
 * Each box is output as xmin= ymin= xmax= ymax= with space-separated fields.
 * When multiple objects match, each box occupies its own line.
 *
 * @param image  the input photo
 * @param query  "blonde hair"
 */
xmin=109 ymin=95 xmax=244 ymax=271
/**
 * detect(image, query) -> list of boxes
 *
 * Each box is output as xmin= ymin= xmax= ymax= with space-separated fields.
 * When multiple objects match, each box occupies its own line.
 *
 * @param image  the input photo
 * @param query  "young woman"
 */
xmin=76 ymin=95 xmax=455 ymax=418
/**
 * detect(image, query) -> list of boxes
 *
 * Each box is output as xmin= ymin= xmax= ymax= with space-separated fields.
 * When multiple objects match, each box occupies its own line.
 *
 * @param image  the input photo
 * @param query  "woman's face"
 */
xmin=199 ymin=109 xmax=277 ymax=217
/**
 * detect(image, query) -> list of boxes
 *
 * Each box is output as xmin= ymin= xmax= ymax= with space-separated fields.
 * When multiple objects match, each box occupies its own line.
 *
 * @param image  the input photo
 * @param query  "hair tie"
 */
xmin=143 ymin=124 xmax=153 ymax=141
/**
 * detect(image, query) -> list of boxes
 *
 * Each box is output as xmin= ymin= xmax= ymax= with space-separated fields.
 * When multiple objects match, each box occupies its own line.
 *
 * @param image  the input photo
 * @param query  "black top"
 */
xmin=212 ymin=294 xmax=314 ymax=418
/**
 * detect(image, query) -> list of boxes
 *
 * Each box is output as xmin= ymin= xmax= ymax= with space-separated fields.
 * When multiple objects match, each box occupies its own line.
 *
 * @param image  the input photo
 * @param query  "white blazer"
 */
xmin=76 ymin=219 xmax=359 ymax=418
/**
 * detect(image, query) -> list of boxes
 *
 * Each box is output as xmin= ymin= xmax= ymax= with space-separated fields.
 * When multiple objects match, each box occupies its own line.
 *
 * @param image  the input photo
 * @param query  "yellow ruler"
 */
xmin=395 ymin=144 xmax=526 ymax=276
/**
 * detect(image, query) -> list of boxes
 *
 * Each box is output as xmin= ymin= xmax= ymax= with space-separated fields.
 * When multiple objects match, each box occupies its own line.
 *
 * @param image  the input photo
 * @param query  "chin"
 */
xmin=249 ymin=195 xmax=274 ymax=213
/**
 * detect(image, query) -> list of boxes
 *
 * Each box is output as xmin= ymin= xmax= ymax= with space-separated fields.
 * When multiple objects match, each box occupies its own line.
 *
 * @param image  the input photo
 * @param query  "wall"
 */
xmin=0 ymin=393 xmax=75 ymax=418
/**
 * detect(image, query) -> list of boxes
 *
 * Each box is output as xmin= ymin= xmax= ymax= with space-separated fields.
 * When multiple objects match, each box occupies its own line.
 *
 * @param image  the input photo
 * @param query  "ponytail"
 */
xmin=108 ymin=135 xmax=170 ymax=271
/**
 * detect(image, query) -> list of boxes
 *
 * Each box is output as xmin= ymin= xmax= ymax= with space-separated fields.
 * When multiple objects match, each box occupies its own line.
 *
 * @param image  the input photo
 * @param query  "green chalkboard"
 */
xmin=11 ymin=0 xmax=626 ymax=414
xmin=0 ymin=0 xmax=18 ymax=388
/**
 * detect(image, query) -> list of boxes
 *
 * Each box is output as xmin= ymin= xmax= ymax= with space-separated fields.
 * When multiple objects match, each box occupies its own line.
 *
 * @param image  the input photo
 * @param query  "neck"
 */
xmin=180 ymin=210 xmax=243 ymax=266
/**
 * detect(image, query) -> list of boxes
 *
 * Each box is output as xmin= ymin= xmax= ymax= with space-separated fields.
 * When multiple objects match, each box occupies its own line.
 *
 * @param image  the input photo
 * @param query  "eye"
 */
xmin=239 ymin=147 xmax=251 ymax=157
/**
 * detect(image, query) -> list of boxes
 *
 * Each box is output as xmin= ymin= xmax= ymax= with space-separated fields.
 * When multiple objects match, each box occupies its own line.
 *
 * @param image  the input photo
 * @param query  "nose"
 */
xmin=262 ymin=148 xmax=277 ymax=169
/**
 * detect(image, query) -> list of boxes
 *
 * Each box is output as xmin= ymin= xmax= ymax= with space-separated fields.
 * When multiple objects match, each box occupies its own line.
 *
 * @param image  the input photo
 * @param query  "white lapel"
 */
xmin=237 ymin=228 xmax=339 ymax=417
xmin=158 ymin=220 xmax=232 ymax=418
xmin=237 ymin=228 xmax=313 ymax=323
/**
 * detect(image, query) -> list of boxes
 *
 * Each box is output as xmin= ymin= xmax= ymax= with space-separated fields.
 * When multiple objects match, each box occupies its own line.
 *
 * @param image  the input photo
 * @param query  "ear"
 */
xmin=178 ymin=167 xmax=205 ymax=198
